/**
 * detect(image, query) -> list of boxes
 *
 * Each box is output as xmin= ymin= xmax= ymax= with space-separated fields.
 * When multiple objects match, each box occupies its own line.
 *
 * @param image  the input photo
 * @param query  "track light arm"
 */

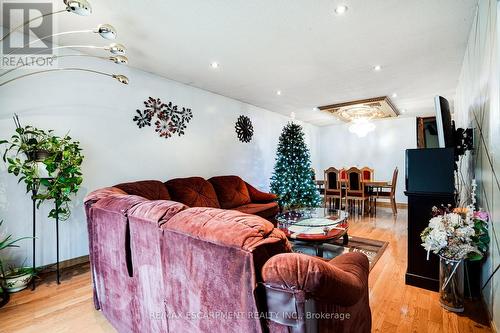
xmin=0 ymin=68 xmax=128 ymax=86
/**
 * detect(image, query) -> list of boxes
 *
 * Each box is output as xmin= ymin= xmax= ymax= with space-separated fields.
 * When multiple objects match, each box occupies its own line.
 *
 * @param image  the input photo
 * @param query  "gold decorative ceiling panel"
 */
xmin=318 ymin=96 xmax=399 ymax=122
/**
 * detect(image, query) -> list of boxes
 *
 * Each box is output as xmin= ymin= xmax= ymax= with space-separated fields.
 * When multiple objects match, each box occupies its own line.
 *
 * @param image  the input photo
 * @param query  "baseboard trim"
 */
xmin=39 ymin=255 xmax=89 ymax=274
xmin=376 ymin=202 xmax=408 ymax=209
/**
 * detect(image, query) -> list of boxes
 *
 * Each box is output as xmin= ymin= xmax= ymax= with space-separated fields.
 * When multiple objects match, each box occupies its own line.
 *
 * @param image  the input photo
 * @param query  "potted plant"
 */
xmin=2 ymin=115 xmax=52 ymax=162
xmin=0 ymin=220 xmax=33 ymax=299
xmin=0 ymin=115 xmax=84 ymax=220
xmin=0 ymin=260 xmax=34 ymax=293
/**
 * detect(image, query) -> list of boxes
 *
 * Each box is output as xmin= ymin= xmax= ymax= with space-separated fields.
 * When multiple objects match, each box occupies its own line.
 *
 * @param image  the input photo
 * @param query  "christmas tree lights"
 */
xmin=270 ymin=122 xmax=321 ymax=209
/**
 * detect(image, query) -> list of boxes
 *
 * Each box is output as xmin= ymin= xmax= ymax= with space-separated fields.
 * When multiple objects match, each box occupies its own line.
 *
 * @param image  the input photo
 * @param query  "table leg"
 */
xmin=343 ymin=233 xmax=349 ymax=246
xmin=315 ymin=245 xmax=324 ymax=257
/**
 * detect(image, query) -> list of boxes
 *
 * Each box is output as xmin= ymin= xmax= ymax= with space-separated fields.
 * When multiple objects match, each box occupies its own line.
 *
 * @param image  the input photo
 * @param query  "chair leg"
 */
xmin=391 ymin=197 xmax=397 ymax=215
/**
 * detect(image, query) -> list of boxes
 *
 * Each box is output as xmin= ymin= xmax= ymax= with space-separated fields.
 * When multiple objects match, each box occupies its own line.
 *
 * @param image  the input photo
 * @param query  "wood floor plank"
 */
xmin=0 ymin=207 xmax=492 ymax=332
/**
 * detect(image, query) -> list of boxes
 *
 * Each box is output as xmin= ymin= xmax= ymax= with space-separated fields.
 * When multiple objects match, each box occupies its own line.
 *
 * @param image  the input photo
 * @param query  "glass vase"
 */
xmin=439 ymin=256 xmax=464 ymax=312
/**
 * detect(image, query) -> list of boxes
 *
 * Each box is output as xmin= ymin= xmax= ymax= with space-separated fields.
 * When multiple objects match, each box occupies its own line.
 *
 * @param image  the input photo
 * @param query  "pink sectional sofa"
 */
xmin=84 ymin=176 xmax=371 ymax=333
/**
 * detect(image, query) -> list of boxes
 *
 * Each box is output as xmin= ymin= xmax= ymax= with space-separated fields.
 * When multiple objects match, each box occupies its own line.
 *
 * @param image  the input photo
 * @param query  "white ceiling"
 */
xmin=17 ymin=0 xmax=479 ymax=125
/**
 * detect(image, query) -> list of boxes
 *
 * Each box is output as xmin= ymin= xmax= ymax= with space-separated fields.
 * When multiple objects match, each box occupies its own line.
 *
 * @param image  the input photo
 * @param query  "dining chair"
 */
xmin=324 ymin=167 xmax=343 ymax=209
xmin=360 ymin=166 xmax=374 ymax=212
xmin=339 ymin=168 xmax=347 ymax=182
xmin=345 ymin=167 xmax=368 ymax=215
xmin=360 ymin=167 xmax=374 ymax=181
xmin=376 ymin=167 xmax=399 ymax=215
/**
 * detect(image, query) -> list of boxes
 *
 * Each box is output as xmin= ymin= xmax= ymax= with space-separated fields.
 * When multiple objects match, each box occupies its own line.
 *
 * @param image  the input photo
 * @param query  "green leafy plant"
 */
xmin=0 ymin=220 xmax=32 ymax=281
xmin=3 ymin=259 xmax=35 ymax=278
xmin=0 ymin=115 xmax=84 ymax=220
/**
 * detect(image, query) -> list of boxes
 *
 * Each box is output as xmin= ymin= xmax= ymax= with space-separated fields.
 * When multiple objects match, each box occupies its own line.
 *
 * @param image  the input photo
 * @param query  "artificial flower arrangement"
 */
xmin=421 ymin=181 xmax=490 ymax=261
xmin=420 ymin=180 xmax=490 ymax=312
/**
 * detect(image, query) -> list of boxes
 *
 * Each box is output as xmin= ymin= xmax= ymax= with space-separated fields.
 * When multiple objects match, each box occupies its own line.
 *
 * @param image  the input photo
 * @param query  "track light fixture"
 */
xmin=0 ymin=0 xmax=131 ymax=87
xmin=1 ymin=0 xmax=93 ymax=42
xmin=63 ymin=0 xmax=92 ymax=16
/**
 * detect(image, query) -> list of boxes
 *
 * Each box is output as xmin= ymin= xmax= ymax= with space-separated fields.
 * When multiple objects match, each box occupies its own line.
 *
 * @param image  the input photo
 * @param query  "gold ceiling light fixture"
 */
xmin=317 ymin=96 xmax=400 ymax=137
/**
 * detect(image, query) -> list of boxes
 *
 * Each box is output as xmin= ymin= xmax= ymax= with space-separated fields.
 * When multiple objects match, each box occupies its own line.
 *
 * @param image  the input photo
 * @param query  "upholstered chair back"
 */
xmin=339 ymin=168 xmax=347 ymax=181
xmin=324 ymin=167 xmax=341 ymax=191
xmin=360 ymin=167 xmax=374 ymax=181
xmin=346 ymin=167 xmax=363 ymax=192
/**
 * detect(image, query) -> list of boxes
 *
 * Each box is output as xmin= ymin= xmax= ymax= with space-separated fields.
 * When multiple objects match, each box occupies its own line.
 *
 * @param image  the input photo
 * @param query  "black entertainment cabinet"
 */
xmin=405 ymin=148 xmax=455 ymax=291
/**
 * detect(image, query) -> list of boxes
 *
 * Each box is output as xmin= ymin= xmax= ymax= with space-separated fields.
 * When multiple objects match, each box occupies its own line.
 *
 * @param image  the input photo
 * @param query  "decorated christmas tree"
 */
xmin=270 ymin=122 xmax=321 ymax=209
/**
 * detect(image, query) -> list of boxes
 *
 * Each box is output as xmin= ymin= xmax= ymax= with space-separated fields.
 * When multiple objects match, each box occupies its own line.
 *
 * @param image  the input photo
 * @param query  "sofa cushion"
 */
xmin=165 ymin=177 xmax=220 ymax=208
xmin=115 ymin=180 xmax=171 ymax=201
xmin=128 ymin=200 xmax=188 ymax=226
xmin=91 ymin=194 xmax=149 ymax=216
xmin=208 ymin=176 xmax=252 ymax=209
xmin=84 ymin=187 xmax=128 ymax=204
xmin=162 ymin=207 xmax=278 ymax=251
xmin=233 ymin=202 xmax=279 ymax=219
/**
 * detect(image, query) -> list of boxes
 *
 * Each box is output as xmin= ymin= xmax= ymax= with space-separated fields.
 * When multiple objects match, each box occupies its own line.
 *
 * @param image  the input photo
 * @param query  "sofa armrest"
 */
xmin=261 ymin=252 xmax=369 ymax=307
xmin=245 ymin=182 xmax=277 ymax=203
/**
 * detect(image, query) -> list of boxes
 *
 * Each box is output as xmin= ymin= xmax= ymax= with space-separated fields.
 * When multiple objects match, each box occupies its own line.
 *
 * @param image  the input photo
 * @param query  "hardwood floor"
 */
xmin=0 ymin=208 xmax=492 ymax=333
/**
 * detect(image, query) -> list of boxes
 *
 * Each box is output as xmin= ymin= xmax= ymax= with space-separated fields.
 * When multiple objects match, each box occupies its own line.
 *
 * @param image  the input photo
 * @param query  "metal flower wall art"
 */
xmin=133 ymin=97 xmax=193 ymax=139
xmin=235 ymin=115 xmax=254 ymax=143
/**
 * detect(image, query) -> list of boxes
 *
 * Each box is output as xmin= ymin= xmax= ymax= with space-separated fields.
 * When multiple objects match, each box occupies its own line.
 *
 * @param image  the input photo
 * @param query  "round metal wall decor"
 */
xmin=235 ymin=115 xmax=254 ymax=143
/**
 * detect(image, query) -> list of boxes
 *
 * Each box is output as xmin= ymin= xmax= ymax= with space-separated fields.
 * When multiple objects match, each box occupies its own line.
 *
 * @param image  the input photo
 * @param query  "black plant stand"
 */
xmin=0 ymin=288 xmax=9 ymax=308
xmin=55 ymin=199 xmax=60 ymax=284
xmin=31 ymin=182 xmax=61 ymax=291
xmin=31 ymin=186 xmax=38 ymax=291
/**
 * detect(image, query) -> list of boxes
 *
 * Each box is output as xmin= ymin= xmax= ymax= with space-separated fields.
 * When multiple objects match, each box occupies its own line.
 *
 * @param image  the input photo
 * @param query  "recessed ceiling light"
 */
xmin=276 ymin=90 xmax=282 ymax=96
xmin=401 ymin=109 xmax=407 ymax=113
xmin=392 ymin=93 xmax=398 ymax=98
xmin=334 ymin=5 xmax=348 ymax=14
xmin=290 ymin=112 xmax=296 ymax=119
xmin=210 ymin=62 xmax=219 ymax=69
xmin=313 ymin=107 xmax=319 ymax=111
xmin=373 ymin=65 xmax=382 ymax=71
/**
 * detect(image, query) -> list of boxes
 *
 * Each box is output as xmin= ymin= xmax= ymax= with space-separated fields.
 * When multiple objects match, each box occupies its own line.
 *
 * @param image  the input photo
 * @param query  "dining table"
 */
xmin=362 ymin=180 xmax=390 ymax=215
xmin=317 ymin=179 xmax=391 ymax=215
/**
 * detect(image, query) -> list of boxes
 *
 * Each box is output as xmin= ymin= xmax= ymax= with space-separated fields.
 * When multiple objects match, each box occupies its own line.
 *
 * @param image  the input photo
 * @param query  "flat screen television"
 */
xmin=434 ymin=96 xmax=454 ymax=148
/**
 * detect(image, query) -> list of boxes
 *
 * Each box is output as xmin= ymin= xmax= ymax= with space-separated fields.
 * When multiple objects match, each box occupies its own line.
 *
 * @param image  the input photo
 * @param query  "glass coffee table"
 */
xmin=276 ymin=208 xmax=349 ymax=257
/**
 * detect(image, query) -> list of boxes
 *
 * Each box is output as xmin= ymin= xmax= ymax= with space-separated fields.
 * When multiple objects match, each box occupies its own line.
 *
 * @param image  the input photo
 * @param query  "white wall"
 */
xmin=454 ymin=0 xmax=500 ymax=329
xmin=0 ymin=50 xmax=320 ymax=267
xmin=318 ymin=117 xmax=417 ymax=203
